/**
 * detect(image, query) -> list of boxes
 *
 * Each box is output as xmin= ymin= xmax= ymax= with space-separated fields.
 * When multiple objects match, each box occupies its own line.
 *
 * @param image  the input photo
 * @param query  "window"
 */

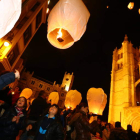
xmin=39 ymin=84 xmax=43 ymax=88
xmin=16 ymin=17 xmax=28 ymax=29
xmin=47 ymin=87 xmax=50 ymax=91
xmin=31 ymin=2 xmax=40 ymax=12
xmin=118 ymin=53 xmax=123 ymax=60
xmin=117 ymin=63 xmax=123 ymax=70
xmin=36 ymin=9 xmax=42 ymax=29
xmin=61 ymin=93 xmax=64 ymax=97
xmin=66 ymin=78 xmax=69 ymax=81
xmin=31 ymin=81 xmax=35 ymax=85
xmin=24 ymin=24 xmax=32 ymax=45
xmin=7 ymin=44 xmax=19 ymax=66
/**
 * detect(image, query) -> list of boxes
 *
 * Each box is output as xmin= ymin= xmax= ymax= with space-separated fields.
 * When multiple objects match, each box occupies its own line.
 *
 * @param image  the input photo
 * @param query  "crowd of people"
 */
xmin=0 ymin=71 xmax=140 ymax=140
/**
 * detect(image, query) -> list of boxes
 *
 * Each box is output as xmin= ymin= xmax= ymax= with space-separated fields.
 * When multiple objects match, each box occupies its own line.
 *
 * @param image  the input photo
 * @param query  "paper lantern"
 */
xmin=65 ymin=90 xmax=82 ymax=110
xmin=47 ymin=0 xmax=90 ymax=49
xmin=128 ymin=2 xmax=134 ymax=10
xmin=87 ymin=88 xmax=107 ymax=115
xmin=20 ymin=88 xmax=33 ymax=99
xmin=48 ymin=92 xmax=59 ymax=105
xmin=0 ymin=0 xmax=21 ymax=38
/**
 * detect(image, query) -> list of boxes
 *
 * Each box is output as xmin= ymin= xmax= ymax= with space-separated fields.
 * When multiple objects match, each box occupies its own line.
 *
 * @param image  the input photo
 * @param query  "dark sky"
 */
xmin=22 ymin=0 xmax=140 ymax=120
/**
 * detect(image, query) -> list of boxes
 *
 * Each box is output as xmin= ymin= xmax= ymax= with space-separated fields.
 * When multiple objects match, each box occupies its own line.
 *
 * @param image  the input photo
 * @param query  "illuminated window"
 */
xmin=31 ymin=81 xmax=35 ymax=85
xmin=39 ymin=84 xmax=43 ymax=88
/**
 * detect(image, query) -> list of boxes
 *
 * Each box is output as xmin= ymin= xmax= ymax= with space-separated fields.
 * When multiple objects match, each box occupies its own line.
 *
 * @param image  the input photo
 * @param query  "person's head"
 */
xmin=115 ymin=121 xmax=121 ymax=128
xmin=127 ymin=124 xmax=132 ymax=131
xmin=105 ymin=123 xmax=111 ymax=130
xmin=14 ymin=87 xmax=21 ymax=93
xmin=96 ymin=132 xmax=100 ymax=137
xmin=49 ymin=104 xmax=59 ymax=116
xmin=38 ymin=90 xmax=47 ymax=99
xmin=16 ymin=97 xmax=27 ymax=109
xmin=79 ymin=102 xmax=88 ymax=114
xmin=97 ymin=118 xmax=101 ymax=125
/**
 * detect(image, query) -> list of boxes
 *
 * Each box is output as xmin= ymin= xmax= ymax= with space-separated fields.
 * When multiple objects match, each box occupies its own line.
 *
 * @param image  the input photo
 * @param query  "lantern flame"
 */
xmin=57 ymin=28 xmax=63 ymax=39
xmin=12 ymin=92 xmax=15 ymax=95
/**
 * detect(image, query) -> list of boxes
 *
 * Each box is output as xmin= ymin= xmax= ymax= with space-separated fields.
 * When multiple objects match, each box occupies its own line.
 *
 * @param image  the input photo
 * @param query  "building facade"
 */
xmin=0 ymin=0 xmax=48 ymax=87
xmin=18 ymin=69 xmax=74 ymax=108
xmin=108 ymin=35 xmax=140 ymax=132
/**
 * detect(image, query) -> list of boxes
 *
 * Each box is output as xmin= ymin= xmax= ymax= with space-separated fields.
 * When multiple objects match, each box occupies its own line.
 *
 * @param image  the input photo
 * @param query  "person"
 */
xmin=0 ymin=100 xmax=9 ymax=117
xmin=0 ymin=97 xmax=27 ymax=140
xmin=0 ymin=70 xmax=20 ymax=90
xmin=137 ymin=129 xmax=140 ymax=140
xmin=127 ymin=124 xmax=137 ymax=140
xmin=94 ymin=132 xmax=102 ymax=140
xmin=102 ymin=123 xmax=111 ymax=140
xmin=7 ymin=86 xmax=21 ymax=106
xmin=69 ymin=102 xmax=99 ymax=140
xmin=26 ymin=104 xmax=64 ymax=140
xmin=28 ymin=90 xmax=49 ymax=123
xmin=109 ymin=121 xmax=129 ymax=140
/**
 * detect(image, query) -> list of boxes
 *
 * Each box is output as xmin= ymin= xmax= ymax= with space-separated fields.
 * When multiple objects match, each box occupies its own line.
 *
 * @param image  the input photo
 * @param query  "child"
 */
xmin=0 ymin=97 xmax=27 ymax=140
xmin=94 ymin=132 xmax=102 ymax=140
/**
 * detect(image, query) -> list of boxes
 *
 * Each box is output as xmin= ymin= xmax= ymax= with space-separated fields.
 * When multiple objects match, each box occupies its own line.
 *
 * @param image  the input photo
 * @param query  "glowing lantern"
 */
xmin=20 ymin=88 xmax=33 ymax=99
xmin=128 ymin=2 xmax=134 ymax=10
xmin=87 ymin=88 xmax=107 ymax=115
xmin=0 ymin=0 xmax=21 ymax=38
xmin=139 ymin=9 xmax=140 ymax=14
xmin=48 ymin=92 xmax=59 ymax=105
xmin=107 ymin=6 xmax=109 ymax=8
xmin=47 ymin=0 xmax=90 ymax=49
xmin=65 ymin=90 xmax=82 ymax=110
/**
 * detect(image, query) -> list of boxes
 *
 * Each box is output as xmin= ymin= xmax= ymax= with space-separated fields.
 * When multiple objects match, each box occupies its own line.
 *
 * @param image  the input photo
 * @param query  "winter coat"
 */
xmin=109 ymin=127 xmax=129 ymax=140
xmin=102 ymin=128 xmax=110 ymax=140
xmin=127 ymin=130 xmax=137 ymax=140
xmin=28 ymin=96 xmax=49 ymax=121
xmin=0 ymin=107 xmax=26 ymax=140
xmin=33 ymin=115 xmax=64 ymax=140
xmin=69 ymin=111 xmax=98 ymax=140
xmin=0 ymin=72 xmax=15 ymax=90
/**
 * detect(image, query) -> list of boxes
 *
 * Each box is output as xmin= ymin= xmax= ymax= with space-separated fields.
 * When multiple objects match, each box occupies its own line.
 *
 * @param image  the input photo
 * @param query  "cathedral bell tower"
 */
xmin=108 ymin=35 xmax=137 ymax=126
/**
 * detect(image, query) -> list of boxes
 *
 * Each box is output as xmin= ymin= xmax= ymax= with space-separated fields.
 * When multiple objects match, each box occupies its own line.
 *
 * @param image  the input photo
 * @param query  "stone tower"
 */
xmin=61 ymin=72 xmax=74 ymax=91
xmin=108 ymin=35 xmax=140 ymax=131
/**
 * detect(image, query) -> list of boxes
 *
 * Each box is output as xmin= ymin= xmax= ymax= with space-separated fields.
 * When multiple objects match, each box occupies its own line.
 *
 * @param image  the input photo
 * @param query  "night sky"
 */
xmin=22 ymin=0 xmax=140 ymax=120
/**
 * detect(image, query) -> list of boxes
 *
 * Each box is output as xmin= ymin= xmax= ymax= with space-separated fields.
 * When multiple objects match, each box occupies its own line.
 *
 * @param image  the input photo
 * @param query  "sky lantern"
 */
xmin=0 ymin=0 xmax=21 ymax=38
xmin=87 ymin=88 xmax=107 ymax=115
xmin=47 ymin=0 xmax=90 ymax=49
xmin=48 ymin=92 xmax=59 ymax=105
xmin=20 ymin=88 xmax=33 ymax=99
xmin=128 ymin=2 xmax=134 ymax=10
xmin=65 ymin=90 xmax=82 ymax=110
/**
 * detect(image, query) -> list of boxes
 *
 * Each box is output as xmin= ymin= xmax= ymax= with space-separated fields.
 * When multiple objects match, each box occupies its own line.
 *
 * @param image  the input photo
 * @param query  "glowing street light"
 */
xmin=46 ymin=8 xmax=49 ymax=14
xmin=4 ymin=41 xmax=10 ymax=47
xmin=48 ymin=0 xmax=50 ymax=5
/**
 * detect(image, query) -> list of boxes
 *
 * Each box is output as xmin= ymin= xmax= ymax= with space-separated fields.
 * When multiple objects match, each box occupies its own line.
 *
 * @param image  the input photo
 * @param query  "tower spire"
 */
xmin=124 ymin=34 xmax=128 ymax=41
